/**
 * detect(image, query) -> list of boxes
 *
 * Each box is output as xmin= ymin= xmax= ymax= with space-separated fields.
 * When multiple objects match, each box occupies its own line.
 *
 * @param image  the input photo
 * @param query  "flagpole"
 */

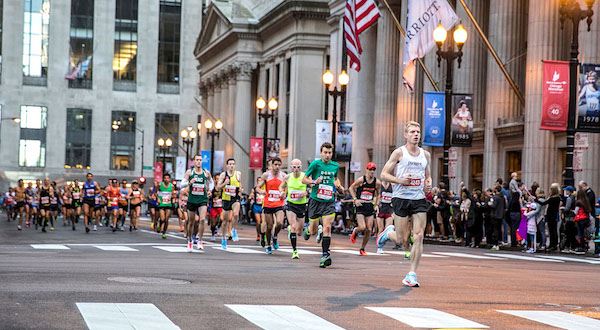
xmin=457 ymin=0 xmax=525 ymax=106
xmin=380 ymin=0 xmax=441 ymax=92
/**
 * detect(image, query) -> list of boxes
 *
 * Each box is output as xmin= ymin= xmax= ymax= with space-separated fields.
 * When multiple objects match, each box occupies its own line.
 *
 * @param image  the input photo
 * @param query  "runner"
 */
xmin=376 ymin=180 xmax=394 ymax=253
xmin=181 ymin=154 xmax=212 ymax=251
xmin=62 ymin=184 xmax=76 ymax=230
xmin=82 ymin=173 xmax=100 ymax=233
xmin=172 ymin=180 xmax=181 ymax=232
xmin=30 ymin=180 xmax=41 ymax=229
xmin=279 ymin=158 xmax=309 ymax=259
xmin=39 ymin=179 xmax=52 ymax=233
xmin=377 ymin=121 xmax=432 ymax=287
xmin=349 ymin=162 xmax=380 ymax=256
xmin=209 ymin=188 xmax=223 ymax=241
xmin=72 ymin=180 xmax=82 ymax=227
xmin=15 ymin=179 xmax=27 ymax=230
xmin=157 ymin=173 xmax=175 ymax=239
xmin=96 ymin=185 xmax=107 ymax=228
xmin=106 ymin=179 xmax=122 ymax=232
xmin=25 ymin=182 xmax=36 ymax=228
xmin=216 ymin=159 xmax=243 ymax=249
xmin=302 ymin=142 xmax=345 ymax=268
xmin=49 ymin=182 xmax=59 ymax=230
xmin=59 ymin=184 xmax=68 ymax=227
xmin=178 ymin=187 xmax=189 ymax=237
xmin=258 ymin=157 xmax=287 ymax=254
xmin=118 ymin=180 xmax=129 ymax=231
xmin=127 ymin=180 xmax=144 ymax=231
xmin=148 ymin=181 xmax=160 ymax=231
xmin=250 ymin=178 xmax=265 ymax=242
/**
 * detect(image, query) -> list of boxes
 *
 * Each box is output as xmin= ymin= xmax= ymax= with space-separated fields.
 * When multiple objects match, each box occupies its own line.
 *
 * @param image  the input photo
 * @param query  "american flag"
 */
xmin=344 ymin=0 xmax=381 ymax=72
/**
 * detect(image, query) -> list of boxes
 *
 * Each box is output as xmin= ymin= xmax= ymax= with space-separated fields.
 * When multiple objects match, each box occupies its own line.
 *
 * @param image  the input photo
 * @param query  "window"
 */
xmin=23 ymin=0 xmax=50 ymax=85
xmin=19 ymin=105 xmax=47 ymax=167
xmin=285 ymin=58 xmax=291 ymax=148
xmin=154 ymin=113 xmax=179 ymax=174
xmin=157 ymin=0 xmax=181 ymax=94
xmin=65 ymin=109 xmax=92 ymax=168
xmin=113 ymin=0 xmax=138 ymax=90
xmin=68 ymin=0 xmax=94 ymax=89
xmin=111 ymin=111 xmax=136 ymax=170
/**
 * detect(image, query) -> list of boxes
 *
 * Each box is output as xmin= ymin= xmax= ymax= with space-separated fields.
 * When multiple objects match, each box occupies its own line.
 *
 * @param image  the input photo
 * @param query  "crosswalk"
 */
xmin=74 ymin=303 xmax=600 ymax=329
xmin=26 ymin=243 xmax=600 ymax=265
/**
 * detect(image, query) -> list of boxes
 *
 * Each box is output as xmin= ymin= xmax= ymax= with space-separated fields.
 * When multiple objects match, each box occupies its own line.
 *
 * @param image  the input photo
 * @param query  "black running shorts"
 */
xmin=391 ymin=198 xmax=430 ymax=217
xmin=287 ymin=203 xmax=307 ymax=218
xmin=308 ymin=199 xmax=336 ymax=219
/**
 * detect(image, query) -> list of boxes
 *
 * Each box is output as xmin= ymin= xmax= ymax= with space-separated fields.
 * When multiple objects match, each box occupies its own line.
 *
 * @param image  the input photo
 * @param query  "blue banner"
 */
xmin=201 ymin=150 xmax=211 ymax=172
xmin=423 ymin=91 xmax=446 ymax=147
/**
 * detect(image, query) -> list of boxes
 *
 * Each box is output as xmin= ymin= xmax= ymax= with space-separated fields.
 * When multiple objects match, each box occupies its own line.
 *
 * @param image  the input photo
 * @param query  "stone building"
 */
xmin=0 ymin=0 xmax=202 ymax=190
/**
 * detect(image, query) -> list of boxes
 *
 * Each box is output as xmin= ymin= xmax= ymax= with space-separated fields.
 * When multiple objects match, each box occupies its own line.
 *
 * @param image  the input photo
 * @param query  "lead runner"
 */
xmin=377 ymin=121 xmax=432 ymax=287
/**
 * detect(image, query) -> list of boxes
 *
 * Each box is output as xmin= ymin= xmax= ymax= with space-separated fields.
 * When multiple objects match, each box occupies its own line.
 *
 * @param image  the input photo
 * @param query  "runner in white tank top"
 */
xmin=377 ymin=121 xmax=432 ymax=288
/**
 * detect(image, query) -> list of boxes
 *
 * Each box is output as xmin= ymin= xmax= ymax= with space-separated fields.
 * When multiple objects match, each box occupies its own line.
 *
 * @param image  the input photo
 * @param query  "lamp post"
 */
xmin=559 ymin=0 xmax=595 ymax=187
xmin=157 ymin=137 xmax=173 ymax=176
xmin=256 ymin=96 xmax=278 ymax=172
xmin=322 ymin=69 xmax=349 ymax=158
xmin=112 ymin=118 xmax=144 ymax=178
xmin=180 ymin=126 xmax=197 ymax=165
xmin=433 ymin=22 xmax=468 ymax=187
xmin=204 ymin=119 xmax=222 ymax=175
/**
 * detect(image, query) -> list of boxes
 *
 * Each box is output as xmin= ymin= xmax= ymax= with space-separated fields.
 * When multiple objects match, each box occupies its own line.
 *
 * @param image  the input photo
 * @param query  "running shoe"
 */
xmin=99 ymin=222 xmax=104 ymax=227
xmin=594 ymin=235 xmax=600 ymax=243
xmin=266 ymin=246 xmax=273 ymax=255
xmin=197 ymin=241 xmax=204 ymax=251
xmin=291 ymin=250 xmax=299 ymax=259
xmin=112 ymin=226 xmax=117 ymax=232
xmin=26 ymin=221 xmax=30 ymax=228
xmin=349 ymin=228 xmax=357 ymax=244
xmin=402 ymin=272 xmax=420 ymax=287
xmin=187 ymin=242 xmax=193 ymax=252
xmin=376 ymin=248 xmax=384 ymax=254
xmin=17 ymin=225 xmax=22 ymax=231
xmin=192 ymin=236 xmax=198 ymax=246
xmin=409 ymin=234 xmax=414 ymax=245
xmin=42 ymin=227 xmax=47 ymax=233
xmin=319 ymin=254 xmax=332 ymax=268
xmin=376 ymin=225 xmax=394 ymax=249
xmin=256 ymin=234 xmax=260 ymax=242
xmin=93 ymin=225 xmax=97 ymax=231
xmin=221 ymin=238 xmax=227 ymax=250
xmin=303 ymin=227 xmax=310 ymax=240
xmin=490 ymin=245 xmax=500 ymax=251
xmin=316 ymin=225 xmax=323 ymax=243
xmin=72 ymin=224 xmax=76 ymax=231
xmin=50 ymin=227 xmax=55 ymax=231
xmin=161 ymin=233 xmax=167 ymax=239
xmin=85 ymin=226 xmax=90 ymax=233
xmin=359 ymin=249 xmax=367 ymax=256
xmin=273 ymin=239 xmax=279 ymax=250
xmin=150 ymin=222 xmax=154 ymax=230
xmin=260 ymin=234 xmax=266 ymax=248
xmin=232 ymin=228 xmax=239 ymax=242
xmin=404 ymin=251 xmax=411 ymax=260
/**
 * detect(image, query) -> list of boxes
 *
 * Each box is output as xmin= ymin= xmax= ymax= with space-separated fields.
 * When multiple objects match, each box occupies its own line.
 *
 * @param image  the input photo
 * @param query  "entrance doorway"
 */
xmin=470 ymin=154 xmax=483 ymax=191
xmin=506 ymin=150 xmax=522 ymax=182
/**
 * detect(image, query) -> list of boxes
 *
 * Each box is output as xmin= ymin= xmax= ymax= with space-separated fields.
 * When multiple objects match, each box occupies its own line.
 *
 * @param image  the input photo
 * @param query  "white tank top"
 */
xmin=392 ymin=145 xmax=428 ymax=200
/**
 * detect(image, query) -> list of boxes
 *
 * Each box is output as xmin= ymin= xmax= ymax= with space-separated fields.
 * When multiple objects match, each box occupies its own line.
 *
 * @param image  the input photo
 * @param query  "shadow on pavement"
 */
xmin=326 ymin=284 xmax=412 ymax=312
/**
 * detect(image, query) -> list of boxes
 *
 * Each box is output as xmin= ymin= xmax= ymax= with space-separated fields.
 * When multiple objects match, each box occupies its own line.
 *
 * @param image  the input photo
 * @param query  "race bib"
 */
xmin=132 ymin=191 xmax=140 ymax=197
xmin=111 ymin=197 xmax=118 ymax=206
xmin=317 ymin=184 xmax=334 ymax=200
xmin=51 ymin=197 xmax=57 ymax=204
xmin=94 ymin=196 xmax=101 ymax=205
xmin=86 ymin=188 xmax=95 ymax=196
xmin=225 ymin=185 xmax=237 ymax=197
xmin=72 ymin=192 xmax=80 ymax=200
xmin=360 ymin=191 xmax=374 ymax=201
xmin=41 ymin=196 xmax=50 ymax=204
xmin=407 ymin=178 xmax=422 ymax=187
xmin=289 ymin=190 xmax=304 ymax=202
xmin=191 ymin=183 xmax=205 ymax=195
xmin=214 ymin=199 xmax=223 ymax=208
xmin=381 ymin=192 xmax=392 ymax=203
xmin=267 ymin=190 xmax=281 ymax=202
xmin=160 ymin=192 xmax=172 ymax=204
xmin=256 ymin=194 xmax=265 ymax=204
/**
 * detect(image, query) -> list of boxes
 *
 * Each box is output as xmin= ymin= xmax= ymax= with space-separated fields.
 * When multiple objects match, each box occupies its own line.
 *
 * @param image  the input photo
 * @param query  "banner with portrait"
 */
xmin=249 ymin=137 xmax=263 ymax=170
xmin=267 ymin=138 xmax=280 ymax=162
xmin=315 ymin=120 xmax=332 ymax=158
xmin=541 ymin=60 xmax=569 ymax=131
xmin=450 ymin=94 xmax=473 ymax=147
xmin=335 ymin=122 xmax=353 ymax=161
xmin=423 ymin=91 xmax=445 ymax=147
xmin=577 ymin=63 xmax=600 ymax=132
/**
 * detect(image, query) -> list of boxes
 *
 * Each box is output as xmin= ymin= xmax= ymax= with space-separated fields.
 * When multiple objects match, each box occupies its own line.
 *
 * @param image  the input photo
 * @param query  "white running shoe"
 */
xmin=376 ymin=248 xmax=384 ymax=254
xmin=93 ymin=225 xmax=98 ymax=231
xmin=197 ymin=241 xmax=204 ymax=250
xmin=402 ymin=271 xmax=420 ymax=287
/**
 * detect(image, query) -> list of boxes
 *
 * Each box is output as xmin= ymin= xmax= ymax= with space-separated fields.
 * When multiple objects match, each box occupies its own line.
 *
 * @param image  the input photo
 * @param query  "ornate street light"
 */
xmin=205 ymin=119 xmax=222 ymax=175
xmin=257 ymin=96 xmax=278 ymax=172
xmin=322 ymin=69 xmax=349 ymax=159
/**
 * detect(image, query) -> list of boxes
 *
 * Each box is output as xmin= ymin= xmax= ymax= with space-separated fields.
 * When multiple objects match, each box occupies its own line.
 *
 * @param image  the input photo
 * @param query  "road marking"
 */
xmin=432 ymin=252 xmax=505 ymax=260
xmin=277 ymin=248 xmax=322 ymax=255
xmin=536 ymin=256 xmax=600 ymax=264
xmin=212 ymin=247 xmax=264 ymax=254
xmin=498 ymin=310 xmax=600 ymax=329
xmin=226 ymin=304 xmax=345 ymax=330
xmin=153 ymin=246 xmax=204 ymax=253
xmin=139 ymin=229 xmax=185 ymax=240
xmin=484 ymin=253 xmax=564 ymax=262
xmin=94 ymin=245 xmax=139 ymax=252
xmin=30 ymin=244 xmax=70 ymax=250
xmin=385 ymin=251 xmax=448 ymax=258
xmin=366 ymin=307 xmax=488 ymax=329
xmin=331 ymin=249 xmax=388 ymax=256
xmin=76 ymin=303 xmax=180 ymax=330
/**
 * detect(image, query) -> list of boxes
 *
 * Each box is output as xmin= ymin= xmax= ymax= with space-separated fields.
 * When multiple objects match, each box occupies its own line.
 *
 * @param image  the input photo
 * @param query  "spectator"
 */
xmin=561 ymin=186 xmax=577 ymax=253
xmin=524 ymin=200 xmax=541 ymax=253
xmin=508 ymin=189 xmax=522 ymax=247
xmin=488 ymin=185 xmax=506 ymax=251
xmin=535 ymin=189 xmax=548 ymax=251
xmin=574 ymin=188 xmax=592 ymax=254
xmin=537 ymin=183 xmax=562 ymax=252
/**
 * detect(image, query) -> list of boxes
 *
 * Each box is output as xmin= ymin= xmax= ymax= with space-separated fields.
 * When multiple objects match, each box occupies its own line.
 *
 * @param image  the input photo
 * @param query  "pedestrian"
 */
xmin=574 ymin=188 xmax=592 ymax=254
xmin=535 ymin=189 xmax=548 ymax=251
xmin=524 ymin=200 xmax=541 ymax=253
xmin=488 ymin=185 xmax=506 ymax=251
xmin=508 ymin=188 xmax=522 ymax=247
xmin=561 ymin=186 xmax=577 ymax=253
xmin=537 ymin=183 xmax=562 ymax=252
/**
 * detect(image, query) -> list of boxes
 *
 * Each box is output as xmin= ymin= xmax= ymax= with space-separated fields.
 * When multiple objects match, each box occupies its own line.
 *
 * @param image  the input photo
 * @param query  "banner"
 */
xmin=315 ymin=120 xmax=332 ymax=158
xmin=249 ymin=137 xmax=263 ymax=170
xmin=423 ymin=91 xmax=445 ymax=147
xmin=201 ymin=150 xmax=211 ymax=172
xmin=153 ymin=162 xmax=163 ymax=183
xmin=336 ymin=122 xmax=353 ymax=161
xmin=541 ymin=60 xmax=569 ymax=131
xmin=214 ymin=151 xmax=225 ymax=173
xmin=577 ymin=63 xmax=600 ymax=132
xmin=451 ymin=94 xmax=473 ymax=147
xmin=175 ymin=156 xmax=186 ymax=180
xmin=267 ymin=138 xmax=280 ymax=162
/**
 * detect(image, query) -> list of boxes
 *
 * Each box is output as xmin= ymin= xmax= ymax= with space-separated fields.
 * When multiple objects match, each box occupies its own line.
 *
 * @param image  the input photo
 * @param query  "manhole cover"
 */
xmin=107 ymin=277 xmax=190 ymax=285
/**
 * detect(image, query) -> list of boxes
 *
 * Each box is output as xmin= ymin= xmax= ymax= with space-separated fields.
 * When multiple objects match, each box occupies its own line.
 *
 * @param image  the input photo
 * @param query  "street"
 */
xmin=1 ymin=217 xmax=599 ymax=330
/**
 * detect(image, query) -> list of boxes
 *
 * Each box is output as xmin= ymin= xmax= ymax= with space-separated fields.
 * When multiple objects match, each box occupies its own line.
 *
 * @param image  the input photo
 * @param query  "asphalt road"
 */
xmin=1 ymin=214 xmax=599 ymax=329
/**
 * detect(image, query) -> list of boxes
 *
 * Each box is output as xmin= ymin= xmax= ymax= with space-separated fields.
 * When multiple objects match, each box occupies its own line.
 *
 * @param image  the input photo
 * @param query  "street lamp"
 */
xmin=205 ymin=119 xmax=222 ymax=175
xmin=559 ymin=0 xmax=595 ymax=187
xmin=180 ymin=126 xmax=197 ymax=165
xmin=433 ymin=22 xmax=468 ymax=187
xmin=322 ymin=69 xmax=349 ymax=158
xmin=1 ymin=117 xmax=21 ymax=124
xmin=157 ymin=137 xmax=173 ymax=176
xmin=256 ymin=96 xmax=278 ymax=172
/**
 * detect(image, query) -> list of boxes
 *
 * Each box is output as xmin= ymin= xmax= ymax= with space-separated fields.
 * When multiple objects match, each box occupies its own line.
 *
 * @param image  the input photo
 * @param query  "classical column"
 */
xmin=203 ymin=80 xmax=215 ymax=151
xmin=373 ymin=1 xmax=400 ymax=169
xmin=482 ymin=0 xmax=528 ymax=187
xmin=522 ymin=0 xmax=562 ymax=190
xmin=226 ymin=68 xmax=237 ymax=160
xmin=220 ymin=73 xmax=230 ymax=156
xmin=233 ymin=62 xmax=254 ymax=189
xmin=212 ymin=76 xmax=222 ymax=163
xmin=198 ymin=85 xmax=208 ymax=155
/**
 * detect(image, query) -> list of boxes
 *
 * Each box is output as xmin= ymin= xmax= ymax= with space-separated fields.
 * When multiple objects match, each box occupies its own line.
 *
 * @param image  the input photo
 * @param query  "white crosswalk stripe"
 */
xmin=385 ymin=251 xmax=448 ymax=258
xmin=226 ymin=304 xmax=345 ymax=330
xmin=93 ymin=245 xmax=139 ymax=252
xmin=153 ymin=246 xmax=204 ymax=253
xmin=365 ymin=307 xmax=488 ymax=328
xmin=76 ymin=303 xmax=180 ymax=330
xmin=485 ymin=253 xmax=564 ymax=262
xmin=277 ymin=248 xmax=322 ymax=255
xmin=212 ymin=246 xmax=264 ymax=254
xmin=432 ymin=252 xmax=505 ymax=260
xmin=30 ymin=244 xmax=70 ymax=250
xmin=331 ymin=249 xmax=388 ymax=256
xmin=498 ymin=310 xmax=600 ymax=330
xmin=536 ymin=255 xmax=600 ymax=264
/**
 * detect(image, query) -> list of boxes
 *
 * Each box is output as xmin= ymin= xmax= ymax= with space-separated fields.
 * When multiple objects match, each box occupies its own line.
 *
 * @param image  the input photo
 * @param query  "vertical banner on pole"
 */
xmin=423 ymin=91 xmax=446 ymax=147
xmin=214 ymin=151 xmax=225 ymax=173
xmin=153 ymin=162 xmax=163 ymax=183
xmin=267 ymin=138 xmax=281 ymax=162
xmin=201 ymin=150 xmax=211 ymax=172
xmin=541 ymin=60 xmax=569 ymax=131
xmin=577 ymin=63 xmax=600 ymax=132
xmin=175 ymin=156 xmax=186 ymax=180
xmin=249 ymin=137 xmax=263 ymax=170
xmin=450 ymin=94 xmax=474 ymax=147
xmin=315 ymin=120 xmax=332 ymax=158
xmin=335 ymin=122 xmax=352 ymax=161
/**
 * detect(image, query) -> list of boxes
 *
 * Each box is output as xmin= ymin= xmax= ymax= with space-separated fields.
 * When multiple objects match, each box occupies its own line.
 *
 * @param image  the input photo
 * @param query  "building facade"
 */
xmin=0 ymin=0 xmax=202 ymax=190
